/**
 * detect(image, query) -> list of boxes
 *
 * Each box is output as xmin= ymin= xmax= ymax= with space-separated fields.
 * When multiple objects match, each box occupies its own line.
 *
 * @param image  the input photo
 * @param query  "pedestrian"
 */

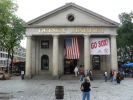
xmin=112 ymin=70 xmax=117 ymax=84
xmin=104 ymin=71 xmax=108 ymax=82
xmin=80 ymin=77 xmax=91 ymax=100
xmin=109 ymin=70 xmax=113 ymax=81
xmin=80 ymin=74 xmax=85 ymax=82
xmin=88 ymin=70 xmax=93 ymax=81
xmin=21 ymin=70 xmax=24 ymax=80
xmin=74 ymin=66 xmax=79 ymax=77
xmin=116 ymin=72 xmax=121 ymax=84
xmin=131 ymin=69 xmax=133 ymax=78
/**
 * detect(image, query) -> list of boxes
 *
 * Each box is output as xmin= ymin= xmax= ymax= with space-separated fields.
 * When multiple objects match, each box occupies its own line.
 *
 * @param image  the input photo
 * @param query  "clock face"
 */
xmin=67 ymin=14 xmax=75 ymax=22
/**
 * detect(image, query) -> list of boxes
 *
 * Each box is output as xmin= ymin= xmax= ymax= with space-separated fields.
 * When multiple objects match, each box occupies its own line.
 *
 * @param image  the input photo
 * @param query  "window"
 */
xmin=41 ymin=40 xmax=49 ymax=48
xmin=67 ymin=14 xmax=75 ymax=22
xmin=41 ymin=55 xmax=49 ymax=70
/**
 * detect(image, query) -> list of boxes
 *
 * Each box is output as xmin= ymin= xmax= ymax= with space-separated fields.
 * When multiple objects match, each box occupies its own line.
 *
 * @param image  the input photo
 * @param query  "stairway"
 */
xmin=92 ymin=70 xmax=104 ymax=80
xmin=31 ymin=71 xmax=53 ymax=80
xmin=60 ymin=74 xmax=80 ymax=80
xmin=31 ymin=71 xmax=104 ymax=80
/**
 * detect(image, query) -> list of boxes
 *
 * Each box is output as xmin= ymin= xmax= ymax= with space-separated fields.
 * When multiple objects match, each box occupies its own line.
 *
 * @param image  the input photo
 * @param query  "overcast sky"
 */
xmin=16 ymin=0 xmax=133 ymax=48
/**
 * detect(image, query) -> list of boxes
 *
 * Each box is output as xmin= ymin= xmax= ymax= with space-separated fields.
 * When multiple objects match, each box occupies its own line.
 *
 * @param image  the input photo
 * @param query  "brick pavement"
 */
xmin=0 ymin=77 xmax=133 ymax=100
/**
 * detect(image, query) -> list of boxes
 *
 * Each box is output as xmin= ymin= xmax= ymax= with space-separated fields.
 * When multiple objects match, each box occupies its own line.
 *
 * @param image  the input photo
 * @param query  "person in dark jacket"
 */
xmin=80 ymin=77 xmax=91 ymax=100
xmin=116 ymin=72 xmax=121 ymax=84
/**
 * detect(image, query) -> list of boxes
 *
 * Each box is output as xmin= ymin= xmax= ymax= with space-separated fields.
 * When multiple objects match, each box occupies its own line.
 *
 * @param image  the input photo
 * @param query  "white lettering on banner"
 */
xmin=90 ymin=38 xmax=110 ymax=55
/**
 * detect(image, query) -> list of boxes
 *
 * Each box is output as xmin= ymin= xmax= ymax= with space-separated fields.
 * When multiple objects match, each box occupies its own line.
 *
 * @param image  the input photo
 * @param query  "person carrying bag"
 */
xmin=80 ymin=77 xmax=91 ymax=100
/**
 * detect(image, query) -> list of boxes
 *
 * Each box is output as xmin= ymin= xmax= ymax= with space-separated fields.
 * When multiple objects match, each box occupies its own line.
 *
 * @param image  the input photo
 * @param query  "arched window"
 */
xmin=41 ymin=55 xmax=49 ymax=70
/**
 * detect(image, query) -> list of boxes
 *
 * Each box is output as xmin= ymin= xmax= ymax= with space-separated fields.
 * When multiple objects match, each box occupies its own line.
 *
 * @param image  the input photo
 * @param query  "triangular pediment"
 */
xmin=27 ymin=3 xmax=119 ymax=27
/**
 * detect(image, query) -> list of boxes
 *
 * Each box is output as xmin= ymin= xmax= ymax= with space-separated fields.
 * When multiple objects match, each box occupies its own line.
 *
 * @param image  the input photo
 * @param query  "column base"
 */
xmin=24 ymin=75 xmax=33 ymax=79
xmin=52 ymin=75 xmax=61 ymax=80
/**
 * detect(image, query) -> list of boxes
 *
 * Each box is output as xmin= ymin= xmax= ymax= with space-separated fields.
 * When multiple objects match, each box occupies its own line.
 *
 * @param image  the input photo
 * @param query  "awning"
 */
xmin=122 ymin=63 xmax=133 ymax=68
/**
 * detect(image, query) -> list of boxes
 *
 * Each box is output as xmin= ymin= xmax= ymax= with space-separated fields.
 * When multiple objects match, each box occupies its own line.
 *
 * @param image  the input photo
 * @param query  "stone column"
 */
xmin=52 ymin=35 xmax=59 ymax=77
xmin=110 ymin=35 xmax=118 ymax=71
xmin=84 ymin=35 xmax=91 ymax=71
xmin=25 ymin=36 xmax=32 ymax=78
xmin=31 ymin=37 xmax=36 ymax=75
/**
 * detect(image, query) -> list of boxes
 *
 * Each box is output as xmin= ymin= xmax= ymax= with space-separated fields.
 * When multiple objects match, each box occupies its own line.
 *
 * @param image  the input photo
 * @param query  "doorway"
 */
xmin=41 ymin=55 xmax=49 ymax=70
xmin=92 ymin=55 xmax=100 ymax=70
xmin=64 ymin=59 xmax=78 ymax=74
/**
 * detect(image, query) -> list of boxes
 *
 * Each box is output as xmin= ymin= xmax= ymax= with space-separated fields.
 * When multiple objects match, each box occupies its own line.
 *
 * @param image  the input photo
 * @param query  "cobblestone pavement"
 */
xmin=0 ymin=77 xmax=133 ymax=100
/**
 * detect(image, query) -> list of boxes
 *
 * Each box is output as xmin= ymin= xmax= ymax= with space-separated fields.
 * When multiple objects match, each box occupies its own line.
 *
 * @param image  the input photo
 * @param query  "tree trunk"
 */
xmin=10 ymin=52 xmax=14 ymax=74
xmin=7 ymin=51 xmax=10 ymax=74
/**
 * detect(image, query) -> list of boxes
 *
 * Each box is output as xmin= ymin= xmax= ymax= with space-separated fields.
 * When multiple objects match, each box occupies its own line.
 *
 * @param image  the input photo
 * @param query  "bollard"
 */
xmin=55 ymin=86 xmax=64 ymax=99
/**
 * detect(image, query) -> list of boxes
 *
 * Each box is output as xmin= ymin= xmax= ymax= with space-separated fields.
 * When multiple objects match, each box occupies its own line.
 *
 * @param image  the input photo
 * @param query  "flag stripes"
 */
xmin=65 ymin=37 xmax=80 ymax=59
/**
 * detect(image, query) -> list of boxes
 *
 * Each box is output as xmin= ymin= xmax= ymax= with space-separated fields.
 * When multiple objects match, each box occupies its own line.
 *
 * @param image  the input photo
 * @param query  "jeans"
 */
xmin=104 ymin=76 xmax=107 ymax=82
xmin=82 ymin=92 xmax=90 ymax=100
xmin=21 ymin=74 xmax=24 ymax=80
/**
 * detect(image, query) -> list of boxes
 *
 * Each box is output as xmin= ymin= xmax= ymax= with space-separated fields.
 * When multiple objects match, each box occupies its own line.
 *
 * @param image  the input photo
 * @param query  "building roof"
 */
xmin=26 ymin=3 xmax=119 ymax=27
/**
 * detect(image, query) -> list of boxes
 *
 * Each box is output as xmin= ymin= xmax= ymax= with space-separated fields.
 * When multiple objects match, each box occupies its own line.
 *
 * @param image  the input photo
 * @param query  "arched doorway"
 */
xmin=41 ymin=55 xmax=49 ymax=70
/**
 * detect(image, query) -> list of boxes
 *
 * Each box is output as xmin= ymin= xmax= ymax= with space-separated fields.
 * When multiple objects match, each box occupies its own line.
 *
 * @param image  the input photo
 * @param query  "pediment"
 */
xmin=27 ymin=3 xmax=119 ymax=27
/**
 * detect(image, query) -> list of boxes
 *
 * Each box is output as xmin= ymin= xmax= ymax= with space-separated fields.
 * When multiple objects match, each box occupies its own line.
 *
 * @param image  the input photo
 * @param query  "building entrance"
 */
xmin=92 ymin=55 xmax=101 ymax=70
xmin=64 ymin=59 xmax=78 ymax=74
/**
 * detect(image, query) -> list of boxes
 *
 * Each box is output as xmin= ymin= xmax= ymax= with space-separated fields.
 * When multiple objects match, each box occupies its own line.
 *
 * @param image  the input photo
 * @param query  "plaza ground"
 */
xmin=0 ymin=76 xmax=133 ymax=100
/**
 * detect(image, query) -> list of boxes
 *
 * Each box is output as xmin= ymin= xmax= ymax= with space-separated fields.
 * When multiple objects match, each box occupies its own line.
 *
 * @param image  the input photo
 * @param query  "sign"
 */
xmin=90 ymin=38 xmax=110 ymax=55
xmin=39 ymin=27 xmax=104 ymax=33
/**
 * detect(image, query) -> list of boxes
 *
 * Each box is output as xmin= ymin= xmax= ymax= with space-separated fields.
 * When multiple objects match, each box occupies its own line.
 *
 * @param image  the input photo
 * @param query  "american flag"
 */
xmin=65 ymin=37 xmax=80 ymax=59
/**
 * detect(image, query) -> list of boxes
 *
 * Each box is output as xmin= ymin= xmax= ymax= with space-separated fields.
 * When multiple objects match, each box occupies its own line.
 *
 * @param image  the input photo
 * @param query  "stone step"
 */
xmin=60 ymin=75 xmax=80 ymax=80
xmin=31 ymin=74 xmax=104 ymax=80
xmin=92 ymin=74 xmax=104 ymax=80
xmin=32 ymin=74 xmax=53 ymax=80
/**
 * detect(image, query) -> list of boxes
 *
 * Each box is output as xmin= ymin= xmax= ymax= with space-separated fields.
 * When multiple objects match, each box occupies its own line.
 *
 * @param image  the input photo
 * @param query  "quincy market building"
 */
xmin=25 ymin=3 xmax=119 ymax=78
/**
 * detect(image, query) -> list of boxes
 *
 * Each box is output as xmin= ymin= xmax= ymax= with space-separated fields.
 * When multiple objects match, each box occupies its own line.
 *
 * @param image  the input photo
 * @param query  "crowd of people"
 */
xmin=74 ymin=66 xmax=93 ymax=81
xmin=74 ymin=66 xmax=93 ymax=100
xmin=73 ymin=65 xmax=132 ymax=100
xmin=122 ymin=68 xmax=133 ymax=78
xmin=105 ymin=70 xmax=122 ymax=84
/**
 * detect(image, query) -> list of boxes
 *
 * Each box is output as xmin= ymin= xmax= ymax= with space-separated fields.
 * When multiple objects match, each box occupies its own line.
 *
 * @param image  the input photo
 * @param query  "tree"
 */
xmin=117 ymin=11 xmax=133 ymax=63
xmin=0 ymin=0 xmax=25 ymax=73
xmin=10 ymin=15 xmax=25 ymax=73
xmin=117 ymin=12 xmax=133 ymax=47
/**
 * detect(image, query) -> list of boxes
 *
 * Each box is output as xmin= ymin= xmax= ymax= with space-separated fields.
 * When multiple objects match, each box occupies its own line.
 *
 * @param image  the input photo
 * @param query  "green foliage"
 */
xmin=117 ymin=12 xmax=133 ymax=48
xmin=0 ymin=0 xmax=25 ymax=50
xmin=0 ymin=0 xmax=25 ymax=72
xmin=117 ymin=11 xmax=133 ymax=63
xmin=10 ymin=15 xmax=25 ymax=47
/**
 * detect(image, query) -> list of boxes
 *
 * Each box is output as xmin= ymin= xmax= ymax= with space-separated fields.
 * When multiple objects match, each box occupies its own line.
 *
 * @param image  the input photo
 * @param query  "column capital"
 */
xmin=84 ymin=34 xmax=90 ymax=38
xmin=110 ymin=34 xmax=117 ymax=38
xmin=52 ymin=35 xmax=59 ymax=38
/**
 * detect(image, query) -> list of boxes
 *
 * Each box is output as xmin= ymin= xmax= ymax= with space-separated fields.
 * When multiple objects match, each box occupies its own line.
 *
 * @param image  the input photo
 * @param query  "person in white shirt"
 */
xmin=21 ymin=70 xmax=24 ymax=80
xmin=74 ymin=66 xmax=79 ymax=76
xmin=104 ymin=71 xmax=108 ymax=82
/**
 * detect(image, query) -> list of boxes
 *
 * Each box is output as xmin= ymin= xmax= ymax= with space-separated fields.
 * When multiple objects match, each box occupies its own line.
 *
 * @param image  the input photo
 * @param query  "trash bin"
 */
xmin=55 ymin=86 xmax=64 ymax=99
